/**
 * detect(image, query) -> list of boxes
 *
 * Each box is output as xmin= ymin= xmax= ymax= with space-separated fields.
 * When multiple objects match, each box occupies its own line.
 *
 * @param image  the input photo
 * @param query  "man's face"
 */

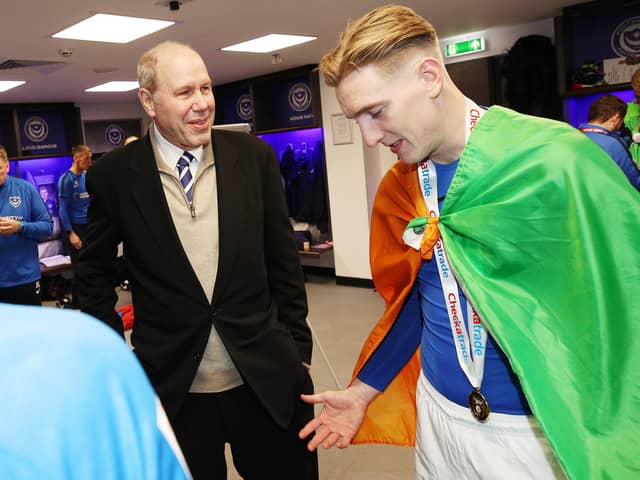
xmin=0 ymin=159 xmax=8 ymax=186
xmin=39 ymin=187 xmax=48 ymax=200
xmin=143 ymin=46 xmax=215 ymax=151
xmin=336 ymin=59 xmax=441 ymax=165
xmin=75 ymin=149 xmax=92 ymax=172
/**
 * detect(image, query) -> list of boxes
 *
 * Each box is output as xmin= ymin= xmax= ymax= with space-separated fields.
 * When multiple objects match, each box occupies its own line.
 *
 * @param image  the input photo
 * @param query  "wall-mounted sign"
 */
xmin=330 ymin=113 xmax=353 ymax=145
xmin=272 ymin=75 xmax=315 ymax=129
xmin=563 ymin=5 xmax=640 ymax=86
xmin=221 ymin=87 xmax=254 ymax=129
xmin=444 ymin=37 xmax=486 ymax=58
xmin=17 ymin=111 xmax=67 ymax=155
xmin=83 ymin=119 xmax=142 ymax=154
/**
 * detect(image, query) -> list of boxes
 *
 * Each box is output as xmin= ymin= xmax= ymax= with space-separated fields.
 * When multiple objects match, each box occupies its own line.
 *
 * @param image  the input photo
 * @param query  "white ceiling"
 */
xmin=0 ymin=0 xmax=582 ymax=105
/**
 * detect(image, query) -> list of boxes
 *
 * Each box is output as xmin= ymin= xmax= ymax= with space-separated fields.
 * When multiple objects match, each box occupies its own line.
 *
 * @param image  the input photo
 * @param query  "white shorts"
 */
xmin=415 ymin=372 xmax=566 ymax=479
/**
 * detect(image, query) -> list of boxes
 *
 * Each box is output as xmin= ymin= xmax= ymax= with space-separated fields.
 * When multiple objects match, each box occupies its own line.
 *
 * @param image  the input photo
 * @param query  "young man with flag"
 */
xmin=299 ymin=5 xmax=640 ymax=479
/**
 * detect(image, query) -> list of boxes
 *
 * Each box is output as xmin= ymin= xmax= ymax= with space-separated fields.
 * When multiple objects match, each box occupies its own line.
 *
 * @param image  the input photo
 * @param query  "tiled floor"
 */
xmin=46 ymin=274 xmax=415 ymax=479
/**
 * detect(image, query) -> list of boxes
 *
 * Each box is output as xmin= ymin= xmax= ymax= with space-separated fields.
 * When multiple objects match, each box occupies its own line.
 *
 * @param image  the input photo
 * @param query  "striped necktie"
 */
xmin=177 ymin=151 xmax=195 ymax=203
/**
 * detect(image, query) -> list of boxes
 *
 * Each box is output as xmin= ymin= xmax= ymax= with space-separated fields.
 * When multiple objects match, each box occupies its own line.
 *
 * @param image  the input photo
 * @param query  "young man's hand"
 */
xmin=299 ymin=379 xmax=380 ymax=451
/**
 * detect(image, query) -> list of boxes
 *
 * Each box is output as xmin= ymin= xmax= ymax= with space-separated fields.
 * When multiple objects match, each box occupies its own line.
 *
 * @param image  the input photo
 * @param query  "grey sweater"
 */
xmin=151 ymin=128 xmax=243 ymax=392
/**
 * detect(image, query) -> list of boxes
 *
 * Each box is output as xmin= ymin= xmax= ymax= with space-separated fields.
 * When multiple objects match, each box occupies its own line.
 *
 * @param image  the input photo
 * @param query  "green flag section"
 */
xmin=623 ymin=101 xmax=640 ymax=166
xmin=441 ymin=106 xmax=640 ymax=479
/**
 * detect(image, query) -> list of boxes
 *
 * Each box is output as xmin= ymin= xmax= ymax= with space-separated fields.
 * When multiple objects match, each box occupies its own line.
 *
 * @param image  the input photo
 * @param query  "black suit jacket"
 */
xmin=76 ymin=130 xmax=312 ymax=427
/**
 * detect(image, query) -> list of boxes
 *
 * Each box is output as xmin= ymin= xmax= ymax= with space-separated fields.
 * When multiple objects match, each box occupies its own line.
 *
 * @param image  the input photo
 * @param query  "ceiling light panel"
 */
xmin=53 ymin=14 xmax=174 ymax=44
xmin=85 ymin=81 xmax=139 ymax=92
xmin=0 ymin=81 xmax=26 ymax=92
xmin=221 ymin=34 xmax=316 ymax=53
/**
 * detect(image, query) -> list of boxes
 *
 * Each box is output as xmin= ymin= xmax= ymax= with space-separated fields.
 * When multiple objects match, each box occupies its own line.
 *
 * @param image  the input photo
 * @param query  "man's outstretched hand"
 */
xmin=298 ymin=380 xmax=380 ymax=451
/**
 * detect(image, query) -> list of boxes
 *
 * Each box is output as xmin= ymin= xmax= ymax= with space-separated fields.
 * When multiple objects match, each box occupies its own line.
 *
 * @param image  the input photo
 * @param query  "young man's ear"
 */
xmin=418 ymin=57 xmax=444 ymax=98
xmin=138 ymin=88 xmax=156 ymax=119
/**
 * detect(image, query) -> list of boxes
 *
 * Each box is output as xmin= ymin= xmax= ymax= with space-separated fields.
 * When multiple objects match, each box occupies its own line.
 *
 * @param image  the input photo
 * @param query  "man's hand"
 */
xmin=69 ymin=231 xmax=83 ymax=249
xmin=0 ymin=217 xmax=20 ymax=235
xmin=298 ymin=379 xmax=380 ymax=451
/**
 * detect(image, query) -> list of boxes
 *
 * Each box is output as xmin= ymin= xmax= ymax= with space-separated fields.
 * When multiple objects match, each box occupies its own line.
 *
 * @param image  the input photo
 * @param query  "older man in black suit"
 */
xmin=76 ymin=41 xmax=317 ymax=480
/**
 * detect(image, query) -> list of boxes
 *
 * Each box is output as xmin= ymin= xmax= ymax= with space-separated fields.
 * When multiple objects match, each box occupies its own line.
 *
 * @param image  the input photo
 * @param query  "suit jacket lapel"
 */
xmin=129 ymin=131 xmax=245 ymax=305
xmin=211 ymin=130 xmax=242 ymax=302
xmin=128 ymin=136 xmax=180 ymax=250
xmin=128 ymin=136 xmax=207 ymax=302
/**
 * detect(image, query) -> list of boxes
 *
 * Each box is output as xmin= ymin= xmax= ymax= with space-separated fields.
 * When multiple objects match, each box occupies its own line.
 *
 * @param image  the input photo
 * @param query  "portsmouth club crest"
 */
xmin=288 ymin=82 xmax=312 ymax=112
xmin=105 ymin=124 xmax=125 ymax=147
xmin=236 ymin=93 xmax=254 ymax=121
xmin=611 ymin=17 xmax=640 ymax=57
xmin=24 ymin=116 xmax=49 ymax=143
xmin=9 ymin=196 xmax=22 ymax=208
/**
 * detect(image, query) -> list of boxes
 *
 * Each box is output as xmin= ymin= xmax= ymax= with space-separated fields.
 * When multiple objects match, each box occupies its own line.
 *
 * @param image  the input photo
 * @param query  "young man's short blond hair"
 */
xmin=72 ymin=144 xmax=91 ymax=156
xmin=0 ymin=145 xmax=7 ymax=163
xmin=319 ymin=5 xmax=438 ymax=86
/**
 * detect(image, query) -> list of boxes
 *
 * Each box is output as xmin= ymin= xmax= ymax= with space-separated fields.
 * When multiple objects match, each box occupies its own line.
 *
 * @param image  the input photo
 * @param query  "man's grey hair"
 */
xmin=137 ymin=40 xmax=194 ymax=92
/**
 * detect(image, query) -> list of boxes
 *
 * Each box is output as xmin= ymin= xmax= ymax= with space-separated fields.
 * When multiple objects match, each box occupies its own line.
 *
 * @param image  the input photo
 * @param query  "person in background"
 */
xmin=38 ymin=184 xmax=58 ymax=215
xmin=298 ymin=5 xmax=640 ymax=480
xmin=0 ymin=145 xmax=53 ymax=305
xmin=0 ymin=303 xmax=191 ymax=479
xmin=624 ymin=68 xmax=640 ymax=165
xmin=579 ymin=94 xmax=640 ymax=190
xmin=58 ymin=144 xmax=92 ymax=307
xmin=76 ymin=41 xmax=317 ymax=480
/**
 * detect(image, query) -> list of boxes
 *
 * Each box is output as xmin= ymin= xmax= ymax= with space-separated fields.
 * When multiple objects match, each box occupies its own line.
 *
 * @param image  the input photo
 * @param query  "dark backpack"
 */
xmin=501 ymin=35 xmax=561 ymax=119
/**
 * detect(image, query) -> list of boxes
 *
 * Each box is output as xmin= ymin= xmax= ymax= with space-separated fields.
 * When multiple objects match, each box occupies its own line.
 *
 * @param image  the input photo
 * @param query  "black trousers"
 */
xmin=0 ymin=280 xmax=41 ymax=306
xmin=173 ymin=382 xmax=318 ymax=480
xmin=66 ymin=223 xmax=87 ymax=307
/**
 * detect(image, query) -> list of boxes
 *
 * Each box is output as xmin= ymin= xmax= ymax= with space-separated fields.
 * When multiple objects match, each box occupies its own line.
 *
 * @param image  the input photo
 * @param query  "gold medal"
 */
xmin=468 ymin=389 xmax=490 ymax=422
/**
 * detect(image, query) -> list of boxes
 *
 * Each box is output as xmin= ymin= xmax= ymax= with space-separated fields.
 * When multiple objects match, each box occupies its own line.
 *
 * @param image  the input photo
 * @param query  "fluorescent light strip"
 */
xmin=85 ymin=81 xmax=139 ymax=92
xmin=221 ymin=34 xmax=316 ymax=53
xmin=53 ymin=14 xmax=174 ymax=44
xmin=0 ymin=81 xmax=26 ymax=92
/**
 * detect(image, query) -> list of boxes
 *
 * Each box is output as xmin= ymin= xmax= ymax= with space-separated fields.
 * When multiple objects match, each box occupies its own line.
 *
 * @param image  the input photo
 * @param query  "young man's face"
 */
xmin=143 ymin=46 xmax=215 ymax=151
xmin=74 ymin=149 xmax=92 ymax=171
xmin=336 ymin=58 xmax=441 ymax=165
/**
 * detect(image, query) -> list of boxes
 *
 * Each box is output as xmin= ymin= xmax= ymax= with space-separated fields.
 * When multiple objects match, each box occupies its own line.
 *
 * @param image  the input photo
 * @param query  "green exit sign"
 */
xmin=444 ymin=37 xmax=486 ymax=58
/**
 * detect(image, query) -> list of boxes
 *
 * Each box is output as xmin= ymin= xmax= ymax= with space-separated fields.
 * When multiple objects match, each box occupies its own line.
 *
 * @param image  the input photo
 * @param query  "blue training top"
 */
xmin=0 ymin=304 xmax=191 ymax=480
xmin=358 ymin=160 xmax=530 ymax=414
xmin=579 ymin=123 xmax=640 ymax=190
xmin=57 ymin=169 xmax=90 ymax=232
xmin=0 ymin=176 xmax=53 ymax=287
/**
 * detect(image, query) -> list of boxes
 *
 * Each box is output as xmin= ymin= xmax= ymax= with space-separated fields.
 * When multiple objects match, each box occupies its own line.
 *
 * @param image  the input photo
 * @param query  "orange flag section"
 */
xmin=350 ymin=162 xmax=432 ymax=445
